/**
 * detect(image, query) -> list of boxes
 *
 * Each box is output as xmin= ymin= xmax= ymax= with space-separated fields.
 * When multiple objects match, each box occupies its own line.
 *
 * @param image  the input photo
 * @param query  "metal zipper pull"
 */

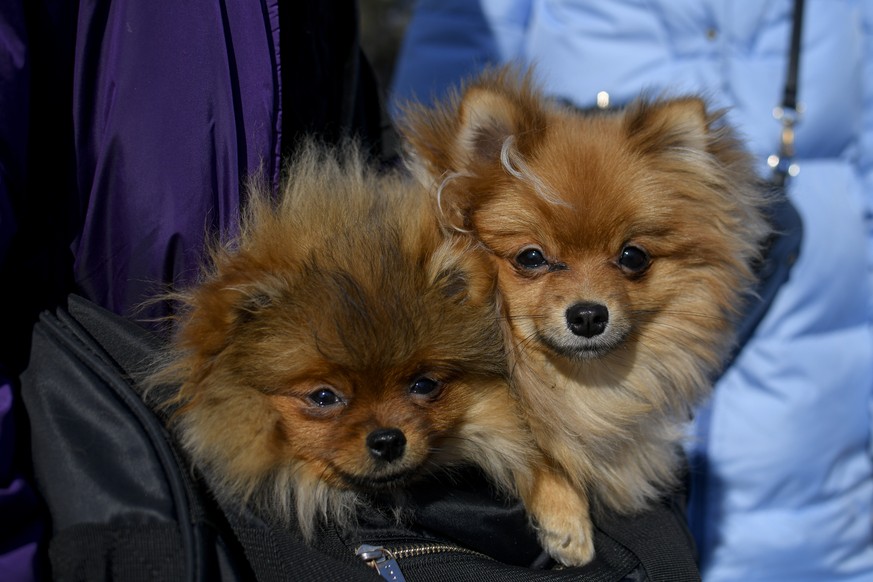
xmin=355 ymin=544 xmax=407 ymax=582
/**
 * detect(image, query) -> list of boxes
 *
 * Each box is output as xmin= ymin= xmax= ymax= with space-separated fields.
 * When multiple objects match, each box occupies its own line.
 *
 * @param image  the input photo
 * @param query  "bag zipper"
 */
xmin=356 ymin=542 xmax=492 ymax=581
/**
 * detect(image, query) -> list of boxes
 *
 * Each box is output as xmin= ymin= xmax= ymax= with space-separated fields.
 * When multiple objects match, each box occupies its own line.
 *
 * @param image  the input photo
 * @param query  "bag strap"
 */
xmin=771 ymin=0 xmax=805 ymax=186
xmin=783 ymin=0 xmax=804 ymax=111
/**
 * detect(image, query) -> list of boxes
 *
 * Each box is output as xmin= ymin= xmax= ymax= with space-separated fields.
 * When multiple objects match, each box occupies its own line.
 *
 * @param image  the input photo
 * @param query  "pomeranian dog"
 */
xmin=148 ymin=141 xmax=591 ymax=564
xmin=399 ymin=67 xmax=772 ymax=562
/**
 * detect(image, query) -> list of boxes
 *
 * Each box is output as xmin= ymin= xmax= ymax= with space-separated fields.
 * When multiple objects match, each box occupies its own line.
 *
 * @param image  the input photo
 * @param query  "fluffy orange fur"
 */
xmin=399 ymin=67 xmax=772 ymax=562
xmin=147 ymin=141 xmax=591 ymax=564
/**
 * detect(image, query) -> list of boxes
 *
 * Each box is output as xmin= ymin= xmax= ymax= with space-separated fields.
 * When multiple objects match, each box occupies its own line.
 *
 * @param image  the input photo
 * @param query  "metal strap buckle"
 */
xmin=768 ymin=105 xmax=803 ymax=179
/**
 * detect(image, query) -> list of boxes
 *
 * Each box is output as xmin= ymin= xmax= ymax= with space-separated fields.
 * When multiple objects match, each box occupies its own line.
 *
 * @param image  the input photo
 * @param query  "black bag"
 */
xmin=21 ymin=294 xmax=700 ymax=582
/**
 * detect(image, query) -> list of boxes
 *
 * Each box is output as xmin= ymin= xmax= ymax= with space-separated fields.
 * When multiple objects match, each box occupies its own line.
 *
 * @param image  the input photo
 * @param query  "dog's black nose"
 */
xmin=566 ymin=302 xmax=609 ymax=337
xmin=366 ymin=428 xmax=407 ymax=463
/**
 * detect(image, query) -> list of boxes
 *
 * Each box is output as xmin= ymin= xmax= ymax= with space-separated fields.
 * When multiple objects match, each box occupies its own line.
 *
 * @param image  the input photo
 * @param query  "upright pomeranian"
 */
xmin=399 ymin=67 xmax=772 ymax=562
xmin=148 ymin=141 xmax=593 ymax=564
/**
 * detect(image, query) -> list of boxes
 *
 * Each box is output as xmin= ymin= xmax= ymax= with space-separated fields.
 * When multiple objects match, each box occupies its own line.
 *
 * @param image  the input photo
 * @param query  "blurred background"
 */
xmin=359 ymin=0 xmax=413 ymax=92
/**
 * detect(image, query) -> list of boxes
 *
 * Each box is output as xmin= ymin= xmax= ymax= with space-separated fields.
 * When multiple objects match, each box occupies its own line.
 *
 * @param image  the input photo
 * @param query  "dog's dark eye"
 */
xmin=516 ymin=247 xmax=548 ymax=269
xmin=409 ymin=377 xmax=442 ymax=397
xmin=618 ymin=245 xmax=650 ymax=274
xmin=308 ymin=387 xmax=343 ymax=407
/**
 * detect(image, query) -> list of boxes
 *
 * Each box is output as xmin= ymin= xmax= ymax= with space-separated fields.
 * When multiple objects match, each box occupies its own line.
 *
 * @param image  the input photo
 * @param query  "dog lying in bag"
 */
xmin=398 ymin=67 xmax=772 ymax=563
xmin=148 ymin=140 xmax=596 ymax=565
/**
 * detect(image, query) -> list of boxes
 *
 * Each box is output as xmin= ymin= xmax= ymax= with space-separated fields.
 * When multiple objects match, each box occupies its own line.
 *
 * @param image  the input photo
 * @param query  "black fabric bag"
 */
xmin=21 ymin=294 xmax=701 ymax=582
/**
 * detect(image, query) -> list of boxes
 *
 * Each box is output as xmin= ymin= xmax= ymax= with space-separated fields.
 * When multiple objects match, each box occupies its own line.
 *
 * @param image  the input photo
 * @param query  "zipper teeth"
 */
xmin=391 ymin=543 xmax=491 ymax=560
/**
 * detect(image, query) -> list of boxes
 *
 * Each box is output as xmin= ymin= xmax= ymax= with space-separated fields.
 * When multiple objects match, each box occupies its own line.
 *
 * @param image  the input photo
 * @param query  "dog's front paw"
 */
xmin=524 ymin=467 xmax=595 ymax=566
xmin=535 ymin=506 xmax=595 ymax=566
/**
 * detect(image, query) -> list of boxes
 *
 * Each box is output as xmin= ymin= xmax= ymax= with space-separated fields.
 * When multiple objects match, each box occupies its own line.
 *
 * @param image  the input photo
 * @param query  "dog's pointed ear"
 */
xmin=401 ymin=68 xmax=544 ymax=177
xmin=625 ymin=97 xmax=710 ymax=154
xmin=427 ymin=237 xmax=497 ymax=307
xmin=454 ymin=86 xmax=522 ymax=168
xmin=177 ymin=266 xmax=283 ymax=366
xmin=399 ymin=67 xmax=546 ymax=230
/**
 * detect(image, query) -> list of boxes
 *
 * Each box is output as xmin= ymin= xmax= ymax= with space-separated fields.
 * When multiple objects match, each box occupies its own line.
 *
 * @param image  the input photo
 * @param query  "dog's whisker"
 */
xmin=630 ymin=308 xmax=733 ymax=323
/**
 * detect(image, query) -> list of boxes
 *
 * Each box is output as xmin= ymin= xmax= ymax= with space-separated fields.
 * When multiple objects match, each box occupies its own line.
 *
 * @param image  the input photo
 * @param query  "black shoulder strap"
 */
xmin=771 ymin=0 xmax=805 ymax=186
xmin=782 ymin=0 xmax=805 ymax=113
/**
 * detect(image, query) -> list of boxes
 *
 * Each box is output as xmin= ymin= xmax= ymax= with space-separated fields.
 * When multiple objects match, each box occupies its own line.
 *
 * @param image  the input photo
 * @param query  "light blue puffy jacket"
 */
xmin=390 ymin=1 xmax=873 ymax=580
